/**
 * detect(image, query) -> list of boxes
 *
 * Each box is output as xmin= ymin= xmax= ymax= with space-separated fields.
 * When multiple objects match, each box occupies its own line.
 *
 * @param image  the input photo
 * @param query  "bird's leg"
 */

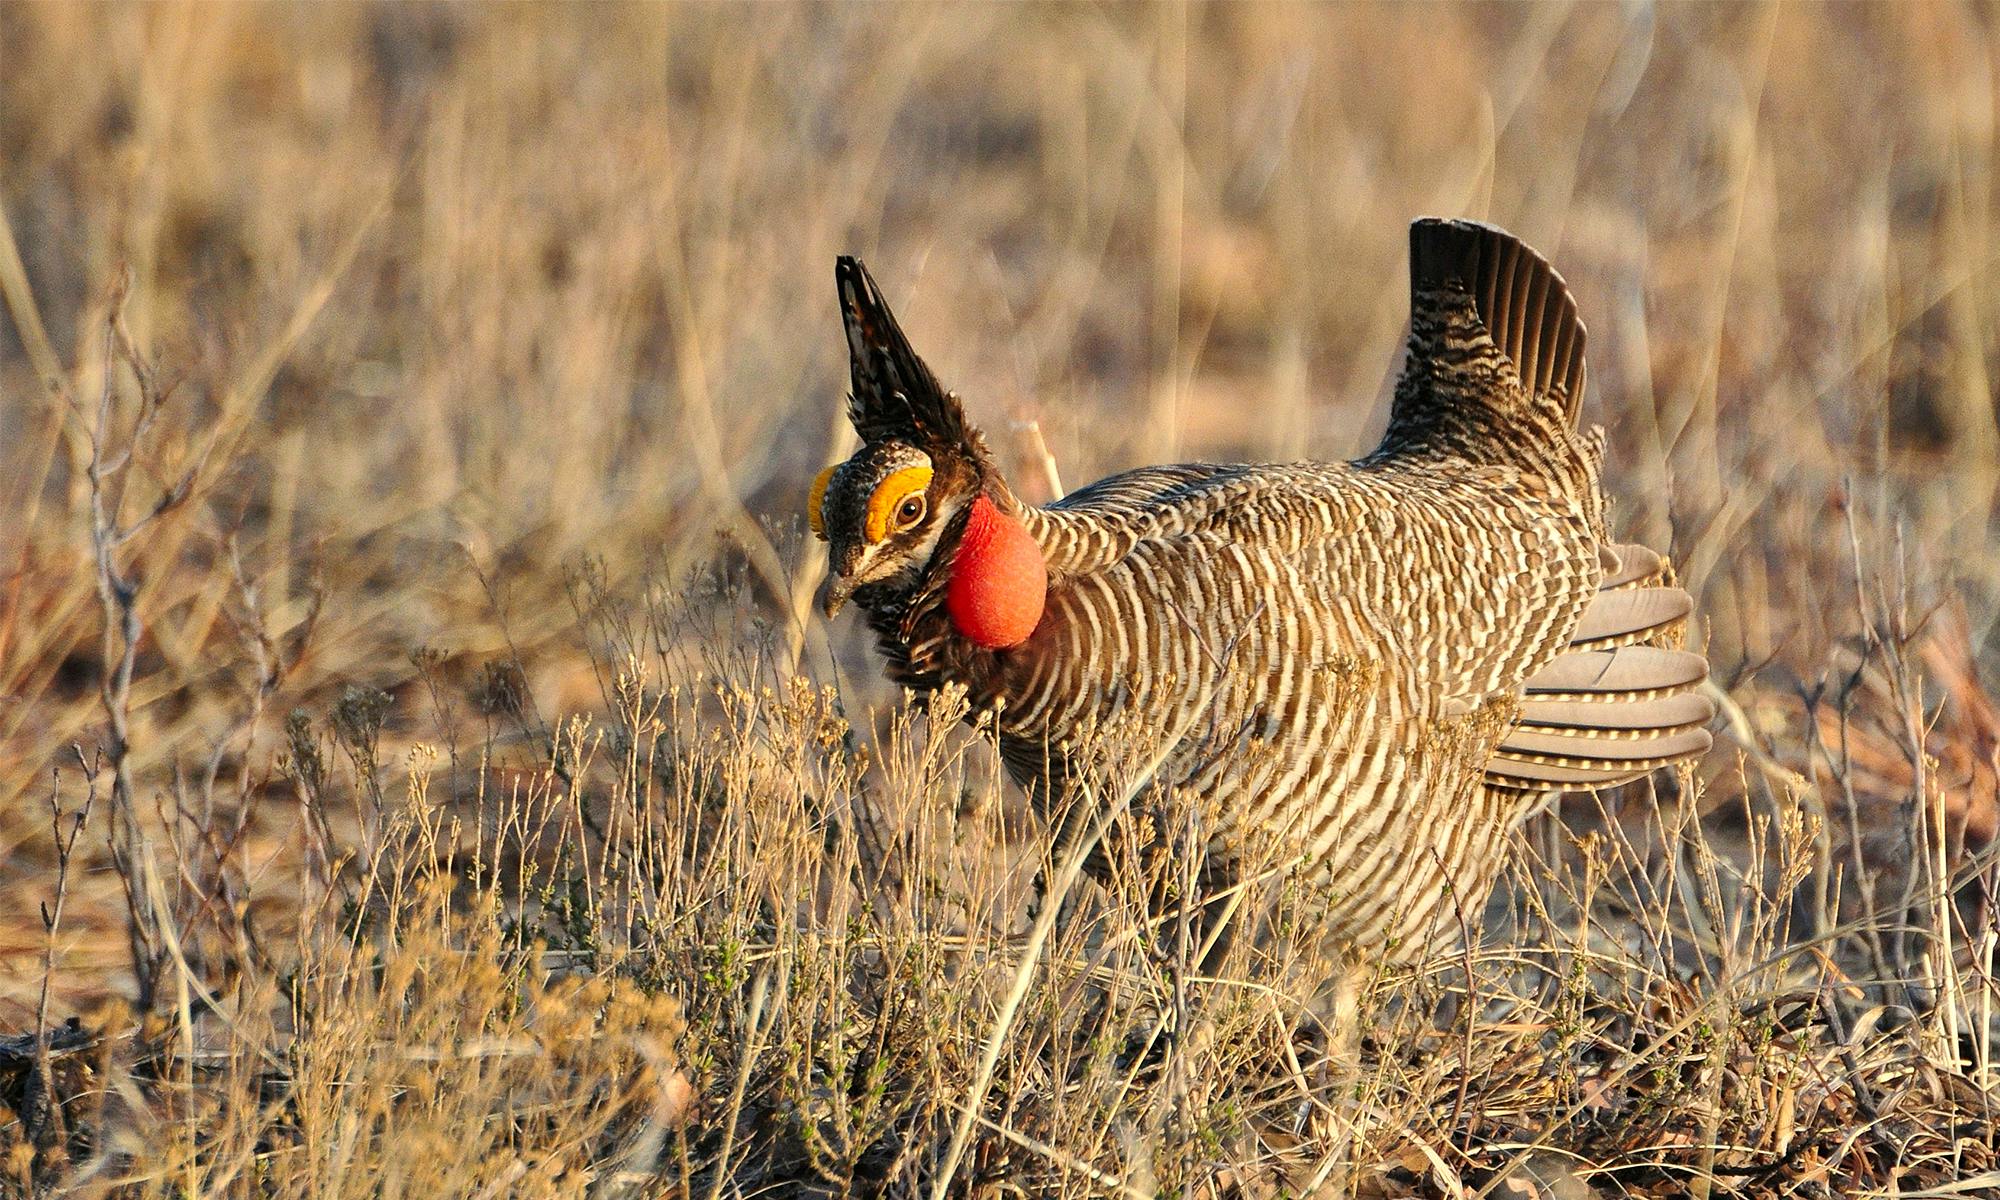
xmin=1023 ymin=772 xmax=1085 ymax=934
xmin=1286 ymin=960 xmax=1373 ymax=1195
xmin=1312 ymin=960 xmax=1376 ymax=1184
xmin=1161 ymin=853 xmax=1239 ymax=1113
xmin=1324 ymin=961 xmax=1366 ymax=1075
xmin=1191 ymin=857 xmax=1245 ymax=976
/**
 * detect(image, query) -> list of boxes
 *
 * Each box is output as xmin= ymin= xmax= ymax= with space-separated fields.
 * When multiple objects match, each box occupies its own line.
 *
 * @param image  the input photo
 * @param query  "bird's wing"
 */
xmin=1048 ymin=462 xmax=1247 ymax=516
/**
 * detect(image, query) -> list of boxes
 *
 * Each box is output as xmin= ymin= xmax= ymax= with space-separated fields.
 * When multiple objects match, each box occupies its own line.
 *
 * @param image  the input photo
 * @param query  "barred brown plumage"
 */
xmin=812 ymin=218 xmax=1713 ymax=977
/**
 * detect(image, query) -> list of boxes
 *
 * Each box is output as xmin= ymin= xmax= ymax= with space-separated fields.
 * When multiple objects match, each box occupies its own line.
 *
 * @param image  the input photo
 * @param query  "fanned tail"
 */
xmin=1486 ymin=543 xmax=1713 ymax=790
xmin=1381 ymin=218 xmax=1590 ymax=460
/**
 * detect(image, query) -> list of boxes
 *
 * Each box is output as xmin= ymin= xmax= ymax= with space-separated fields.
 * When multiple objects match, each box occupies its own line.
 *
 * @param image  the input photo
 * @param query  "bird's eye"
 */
xmin=863 ymin=464 xmax=935 ymax=543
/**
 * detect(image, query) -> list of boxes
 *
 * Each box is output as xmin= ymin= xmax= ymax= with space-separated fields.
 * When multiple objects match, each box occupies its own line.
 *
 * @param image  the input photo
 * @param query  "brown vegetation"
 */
xmin=1 ymin=3 xmax=1997 ymax=1196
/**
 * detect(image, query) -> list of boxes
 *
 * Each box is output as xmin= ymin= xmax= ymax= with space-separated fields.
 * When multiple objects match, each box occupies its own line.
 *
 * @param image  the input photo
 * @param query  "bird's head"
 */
xmin=809 ymin=438 xmax=967 ymax=613
xmin=809 ymin=257 xmax=1046 ymax=649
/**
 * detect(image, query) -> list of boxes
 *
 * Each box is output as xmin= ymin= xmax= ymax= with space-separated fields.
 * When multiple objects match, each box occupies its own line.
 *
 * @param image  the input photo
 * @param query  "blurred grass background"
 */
xmin=0 ymin=0 xmax=1994 ymax=1043
xmin=4 ymin=3 xmax=2000 ymax=1194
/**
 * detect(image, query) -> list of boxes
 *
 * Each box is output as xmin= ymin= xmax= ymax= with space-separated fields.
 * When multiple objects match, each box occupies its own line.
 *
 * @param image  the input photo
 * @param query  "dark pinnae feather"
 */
xmin=835 ymin=256 xmax=974 ymax=452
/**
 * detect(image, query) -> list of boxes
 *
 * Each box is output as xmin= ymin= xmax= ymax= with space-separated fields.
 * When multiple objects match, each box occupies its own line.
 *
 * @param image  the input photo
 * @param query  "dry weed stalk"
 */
xmin=2 ymin=542 xmax=1996 ymax=1197
xmin=1 ymin=4 xmax=1998 ymax=1196
xmin=78 ymin=274 xmax=197 ymax=1013
xmin=16 ymin=753 xmax=97 ymax=1189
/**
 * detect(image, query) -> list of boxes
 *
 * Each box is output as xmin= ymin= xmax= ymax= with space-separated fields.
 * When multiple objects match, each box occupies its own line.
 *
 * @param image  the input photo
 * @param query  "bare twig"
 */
xmin=81 ymin=272 xmax=179 ymax=1011
xmin=27 ymin=749 xmax=99 ymax=1175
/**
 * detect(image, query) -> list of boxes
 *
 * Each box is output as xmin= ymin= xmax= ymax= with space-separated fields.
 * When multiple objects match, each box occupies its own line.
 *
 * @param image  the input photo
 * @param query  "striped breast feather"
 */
xmin=1486 ymin=541 xmax=1713 ymax=789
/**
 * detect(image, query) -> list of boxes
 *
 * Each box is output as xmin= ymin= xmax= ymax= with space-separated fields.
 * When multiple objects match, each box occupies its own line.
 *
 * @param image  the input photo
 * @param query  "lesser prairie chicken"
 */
xmin=810 ymin=219 xmax=1712 ymax=988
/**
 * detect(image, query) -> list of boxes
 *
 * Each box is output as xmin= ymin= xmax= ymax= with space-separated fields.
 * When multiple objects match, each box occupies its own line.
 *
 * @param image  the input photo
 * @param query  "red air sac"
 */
xmin=947 ymin=496 xmax=1047 ymax=649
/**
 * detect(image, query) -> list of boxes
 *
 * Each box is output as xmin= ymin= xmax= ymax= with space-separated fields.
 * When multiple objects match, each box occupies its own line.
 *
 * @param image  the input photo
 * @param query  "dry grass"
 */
xmin=1 ymin=2 xmax=1998 ymax=1196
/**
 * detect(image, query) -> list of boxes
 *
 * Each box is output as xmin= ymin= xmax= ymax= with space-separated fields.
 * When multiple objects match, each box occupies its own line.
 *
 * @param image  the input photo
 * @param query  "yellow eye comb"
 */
xmin=806 ymin=465 xmax=837 ymax=538
xmin=863 ymin=466 xmax=933 ymax=543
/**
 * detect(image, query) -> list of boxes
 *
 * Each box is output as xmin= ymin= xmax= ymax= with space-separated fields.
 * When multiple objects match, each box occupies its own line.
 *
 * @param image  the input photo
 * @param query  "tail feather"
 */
xmin=1486 ymin=543 xmax=1713 ymax=791
xmin=1408 ymin=218 xmax=1588 ymax=420
xmin=1380 ymin=219 xmax=1593 ymax=463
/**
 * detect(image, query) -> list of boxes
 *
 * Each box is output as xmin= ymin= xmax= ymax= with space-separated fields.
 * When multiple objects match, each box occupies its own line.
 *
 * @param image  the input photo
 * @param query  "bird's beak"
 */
xmin=820 ymin=572 xmax=856 ymax=619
